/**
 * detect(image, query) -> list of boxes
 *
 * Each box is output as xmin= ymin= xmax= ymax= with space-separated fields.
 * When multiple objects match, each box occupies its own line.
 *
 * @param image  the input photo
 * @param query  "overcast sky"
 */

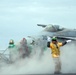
xmin=0 ymin=0 xmax=76 ymax=49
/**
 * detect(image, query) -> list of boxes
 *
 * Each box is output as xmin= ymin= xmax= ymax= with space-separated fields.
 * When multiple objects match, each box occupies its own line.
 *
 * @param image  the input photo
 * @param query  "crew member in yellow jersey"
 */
xmin=47 ymin=36 xmax=71 ymax=74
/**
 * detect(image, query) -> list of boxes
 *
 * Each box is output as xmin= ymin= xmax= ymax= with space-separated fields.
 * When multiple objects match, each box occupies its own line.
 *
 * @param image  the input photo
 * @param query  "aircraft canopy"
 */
xmin=44 ymin=24 xmax=64 ymax=32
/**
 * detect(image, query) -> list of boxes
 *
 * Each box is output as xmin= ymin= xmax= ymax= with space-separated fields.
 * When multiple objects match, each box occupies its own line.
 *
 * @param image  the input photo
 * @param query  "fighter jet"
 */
xmin=27 ymin=23 xmax=76 ymax=48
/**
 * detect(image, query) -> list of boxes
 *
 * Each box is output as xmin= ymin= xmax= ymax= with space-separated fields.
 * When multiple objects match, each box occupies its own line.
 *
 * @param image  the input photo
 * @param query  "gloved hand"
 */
xmin=47 ymin=36 xmax=51 ymax=42
xmin=66 ymin=40 xmax=72 ymax=43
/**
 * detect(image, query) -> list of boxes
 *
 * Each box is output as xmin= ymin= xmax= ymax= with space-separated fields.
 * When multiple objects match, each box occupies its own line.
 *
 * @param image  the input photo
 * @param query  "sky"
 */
xmin=0 ymin=0 xmax=76 ymax=49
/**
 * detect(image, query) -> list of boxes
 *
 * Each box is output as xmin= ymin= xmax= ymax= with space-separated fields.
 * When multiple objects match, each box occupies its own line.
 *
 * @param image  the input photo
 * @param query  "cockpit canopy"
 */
xmin=44 ymin=24 xmax=64 ymax=32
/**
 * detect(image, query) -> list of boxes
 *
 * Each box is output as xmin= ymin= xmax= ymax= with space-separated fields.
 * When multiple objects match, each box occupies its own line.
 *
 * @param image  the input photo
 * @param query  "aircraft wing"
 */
xmin=56 ymin=36 xmax=76 ymax=40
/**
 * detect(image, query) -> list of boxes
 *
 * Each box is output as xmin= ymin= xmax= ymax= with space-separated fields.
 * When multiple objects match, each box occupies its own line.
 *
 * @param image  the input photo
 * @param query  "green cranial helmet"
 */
xmin=9 ymin=39 xmax=14 ymax=44
xmin=52 ymin=36 xmax=57 ymax=41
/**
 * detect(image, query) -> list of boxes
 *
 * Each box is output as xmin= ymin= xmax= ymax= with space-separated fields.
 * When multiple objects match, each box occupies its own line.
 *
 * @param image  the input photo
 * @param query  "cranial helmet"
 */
xmin=52 ymin=36 xmax=57 ymax=41
xmin=9 ymin=39 xmax=14 ymax=44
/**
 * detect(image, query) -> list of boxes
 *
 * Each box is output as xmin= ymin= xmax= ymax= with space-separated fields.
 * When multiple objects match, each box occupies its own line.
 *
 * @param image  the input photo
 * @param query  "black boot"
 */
xmin=54 ymin=71 xmax=62 ymax=74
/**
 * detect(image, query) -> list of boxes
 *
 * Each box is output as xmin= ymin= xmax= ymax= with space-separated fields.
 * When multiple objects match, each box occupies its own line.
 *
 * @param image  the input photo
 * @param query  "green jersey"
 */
xmin=8 ymin=44 xmax=15 ymax=48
